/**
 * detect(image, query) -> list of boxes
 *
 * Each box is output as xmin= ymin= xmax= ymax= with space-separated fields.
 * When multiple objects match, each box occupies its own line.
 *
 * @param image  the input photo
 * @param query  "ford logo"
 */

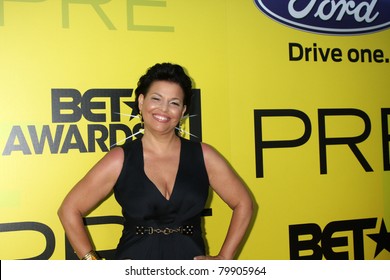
xmin=254 ymin=0 xmax=390 ymax=35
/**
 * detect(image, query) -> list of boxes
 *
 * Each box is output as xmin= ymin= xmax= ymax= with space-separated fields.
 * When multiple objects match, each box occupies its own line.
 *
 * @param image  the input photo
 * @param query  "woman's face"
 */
xmin=138 ymin=80 xmax=186 ymax=135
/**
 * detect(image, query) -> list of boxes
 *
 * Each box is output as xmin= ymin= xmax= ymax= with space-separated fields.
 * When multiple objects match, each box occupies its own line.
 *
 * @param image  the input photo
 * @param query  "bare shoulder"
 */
xmin=200 ymin=142 xmax=220 ymax=158
xmin=106 ymin=146 xmax=125 ymax=161
xmin=200 ymin=142 xmax=249 ymax=205
xmin=93 ymin=146 xmax=125 ymax=172
xmin=200 ymin=142 xmax=228 ymax=168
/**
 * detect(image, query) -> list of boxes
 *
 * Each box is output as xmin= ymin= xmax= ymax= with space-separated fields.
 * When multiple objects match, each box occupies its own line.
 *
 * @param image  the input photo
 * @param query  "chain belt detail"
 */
xmin=135 ymin=225 xmax=194 ymax=235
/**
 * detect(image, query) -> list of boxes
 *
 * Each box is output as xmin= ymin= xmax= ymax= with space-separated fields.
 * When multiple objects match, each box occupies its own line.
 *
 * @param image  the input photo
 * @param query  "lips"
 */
xmin=152 ymin=114 xmax=170 ymax=122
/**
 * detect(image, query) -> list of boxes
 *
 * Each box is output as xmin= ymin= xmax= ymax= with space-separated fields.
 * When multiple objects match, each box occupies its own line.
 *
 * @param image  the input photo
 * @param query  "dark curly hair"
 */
xmin=134 ymin=63 xmax=193 ymax=115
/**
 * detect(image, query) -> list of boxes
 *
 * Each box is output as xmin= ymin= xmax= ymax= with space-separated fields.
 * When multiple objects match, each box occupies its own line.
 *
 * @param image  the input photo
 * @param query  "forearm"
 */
xmin=58 ymin=207 xmax=94 ymax=259
xmin=218 ymin=201 xmax=253 ymax=259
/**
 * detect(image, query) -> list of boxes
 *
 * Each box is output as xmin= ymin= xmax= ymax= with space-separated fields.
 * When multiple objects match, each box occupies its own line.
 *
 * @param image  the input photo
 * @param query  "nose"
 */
xmin=160 ymin=101 xmax=169 ymax=112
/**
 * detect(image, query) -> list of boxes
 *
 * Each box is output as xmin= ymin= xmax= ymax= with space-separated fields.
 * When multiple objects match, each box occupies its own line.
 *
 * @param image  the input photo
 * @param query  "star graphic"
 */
xmin=367 ymin=219 xmax=390 ymax=258
xmin=123 ymin=101 xmax=138 ymax=121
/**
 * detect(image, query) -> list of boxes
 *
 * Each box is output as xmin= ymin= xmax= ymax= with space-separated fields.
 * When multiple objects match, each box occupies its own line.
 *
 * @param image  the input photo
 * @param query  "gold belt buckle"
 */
xmin=136 ymin=225 xmax=193 ymax=235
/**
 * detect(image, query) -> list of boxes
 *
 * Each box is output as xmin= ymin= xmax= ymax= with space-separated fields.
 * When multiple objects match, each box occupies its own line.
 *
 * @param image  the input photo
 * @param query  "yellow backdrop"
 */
xmin=0 ymin=0 xmax=389 ymax=260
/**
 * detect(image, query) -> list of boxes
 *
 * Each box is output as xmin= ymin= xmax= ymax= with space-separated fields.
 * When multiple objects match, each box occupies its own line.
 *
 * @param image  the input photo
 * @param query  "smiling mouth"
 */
xmin=153 ymin=114 xmax=170 ymax=122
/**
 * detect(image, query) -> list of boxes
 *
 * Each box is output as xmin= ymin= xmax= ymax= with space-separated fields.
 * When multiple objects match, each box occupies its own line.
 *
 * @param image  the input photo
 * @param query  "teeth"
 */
xmin=154 ymin=115 xmax=169 ymax=121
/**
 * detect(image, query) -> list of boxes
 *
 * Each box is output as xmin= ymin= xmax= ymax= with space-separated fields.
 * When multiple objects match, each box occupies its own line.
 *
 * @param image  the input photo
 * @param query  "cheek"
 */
xmin=144 ymin=101 xmax=159 ymax=110
xmin=172 ymin=107 xmax=185 ymax=117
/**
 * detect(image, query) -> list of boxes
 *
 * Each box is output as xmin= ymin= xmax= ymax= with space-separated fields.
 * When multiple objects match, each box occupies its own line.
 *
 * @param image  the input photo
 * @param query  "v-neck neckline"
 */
xmin=140 ymin=137 xmax=182 ymax=202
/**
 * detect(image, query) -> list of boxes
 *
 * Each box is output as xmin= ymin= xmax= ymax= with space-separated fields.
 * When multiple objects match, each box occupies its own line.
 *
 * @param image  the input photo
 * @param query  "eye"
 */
xmin=171 ymin=101 xmax=181 ymax=106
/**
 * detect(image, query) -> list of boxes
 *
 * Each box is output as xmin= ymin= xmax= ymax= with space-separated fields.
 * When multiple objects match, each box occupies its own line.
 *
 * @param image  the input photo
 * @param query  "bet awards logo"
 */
xmin=254 ymin=0 xmax=390 ymax=35
xmin=2 ymin=89 xmax=138 ymax=155
xmin=289 ymin=217 xmax=390 ymax=259
xmin=2 ymin=88 xmax=202 ymax=156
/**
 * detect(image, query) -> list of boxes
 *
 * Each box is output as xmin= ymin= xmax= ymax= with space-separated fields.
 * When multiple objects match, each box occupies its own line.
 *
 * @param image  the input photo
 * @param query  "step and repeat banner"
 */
xmin=0 ymin=0 xmax=389 ymax=260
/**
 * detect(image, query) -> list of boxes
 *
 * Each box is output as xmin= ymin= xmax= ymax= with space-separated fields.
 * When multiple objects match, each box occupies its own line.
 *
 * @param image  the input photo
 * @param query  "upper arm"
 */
xmin=201 ymin=143 xmax=252 ymax=210
xmin=59 ymin=147 xmax=124 ymax=216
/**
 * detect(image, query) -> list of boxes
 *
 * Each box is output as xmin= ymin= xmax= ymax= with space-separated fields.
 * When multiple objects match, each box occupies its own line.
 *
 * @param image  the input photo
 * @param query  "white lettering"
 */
xmin=288 ymin=0 xmax=379 ymax=23
xmin=288 ymin=0 xmax=317 ymax=19
xmin=355 ymin=0 xmax=379 ymax=23
xmin=314 ymin=1 xmax=355 ymax=21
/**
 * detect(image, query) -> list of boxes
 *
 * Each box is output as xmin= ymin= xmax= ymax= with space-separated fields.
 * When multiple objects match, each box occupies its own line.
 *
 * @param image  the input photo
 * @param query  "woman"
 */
xmin=58 ymin=63 xmax=253 ymax=260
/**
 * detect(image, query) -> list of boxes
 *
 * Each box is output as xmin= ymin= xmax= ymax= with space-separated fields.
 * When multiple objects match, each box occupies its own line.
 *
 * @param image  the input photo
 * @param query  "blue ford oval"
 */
xmin=254 ymin=0 xmax=390 ymax=35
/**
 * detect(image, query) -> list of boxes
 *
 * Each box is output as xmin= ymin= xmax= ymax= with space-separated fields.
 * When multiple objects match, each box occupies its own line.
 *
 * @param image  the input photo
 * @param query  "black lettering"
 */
xmin=0 ymin=221 xmax=55 ymax=260
xmin=318 ymin=46 xmax=330 ymax=61
xmin=318 ymin=108 xmax=373 ymax=174
xmin=51 ymin=89 xmax=82 ymax=123
xmin=82 ymin=89 xmax=133 ymax=122
xmin=348 ymin=48 xmax=360 ymax=62
xmin=312 ymin=43 xmax=318 ymax=61
xmin=373 ymin=49 xmax=384 ymax=63
xmin=360 ymin=49 xmax=372 ymax=63
xmin=331 ymin=48 xmax=343 ymax=62
xmin=109 ymin=123 xmax=132 ymax=148
xmin=60 ymin=124 xmax=87 ymax=153
xmin=52 ymin=88 xmax=133 ymax=123
xmin=28 ymin=125 xmax=64 ymax=154
xmin=305 ymin=46 xmax=312 ymax=61
xmin=2 ymin=125 xmax=32 ymax=155
xmin=289 ymin=43 xmax=304 ymax=61
xmin=289 ymin=218 xmax=377 ymax=260
xmin=88 ymin=124 xmax=109 ymax=152
xmin=382 ymin=108 xmax=390 ymax=170
xmin=254 ymin=109 xmax=311 ymax=178
xmin=188 ymin=89 xmax=202 ymax=141
xmin=322 ymin=218 xmax=377 ymax=260
xmin=289 ymin=223 xmax=322 ymax=260
xmin=322 ymin=222 xmax=349 ymax=260
xmin=82 ymin=89 xmax=107 ymax=122
xmin=289 ymin=43 xmax=342 ymax=62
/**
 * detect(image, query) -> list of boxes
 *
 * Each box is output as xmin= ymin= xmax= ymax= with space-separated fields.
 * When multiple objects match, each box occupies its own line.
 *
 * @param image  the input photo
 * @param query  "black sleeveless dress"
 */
xmin=113 ymin=137 xmax=210 ymax=259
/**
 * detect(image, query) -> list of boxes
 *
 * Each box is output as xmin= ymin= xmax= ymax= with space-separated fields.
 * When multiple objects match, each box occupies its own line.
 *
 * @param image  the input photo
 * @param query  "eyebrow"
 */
xmin=150 ymin=92 xmax=182 ymax=101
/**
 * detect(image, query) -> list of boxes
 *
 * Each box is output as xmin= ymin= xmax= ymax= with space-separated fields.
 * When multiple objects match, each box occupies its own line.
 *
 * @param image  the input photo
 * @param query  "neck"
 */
xmin=142 ymin=130 xmax=180 ymax=154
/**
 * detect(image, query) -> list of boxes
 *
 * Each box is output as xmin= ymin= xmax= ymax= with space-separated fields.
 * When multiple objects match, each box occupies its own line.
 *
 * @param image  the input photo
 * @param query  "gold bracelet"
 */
xmin=81 ymin=250 xmax=100 ymax=260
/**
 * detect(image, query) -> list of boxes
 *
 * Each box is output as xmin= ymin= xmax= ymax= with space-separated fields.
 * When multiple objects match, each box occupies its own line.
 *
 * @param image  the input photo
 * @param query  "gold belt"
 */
xmin=135 ymin=225 xmax=194 ymax=235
